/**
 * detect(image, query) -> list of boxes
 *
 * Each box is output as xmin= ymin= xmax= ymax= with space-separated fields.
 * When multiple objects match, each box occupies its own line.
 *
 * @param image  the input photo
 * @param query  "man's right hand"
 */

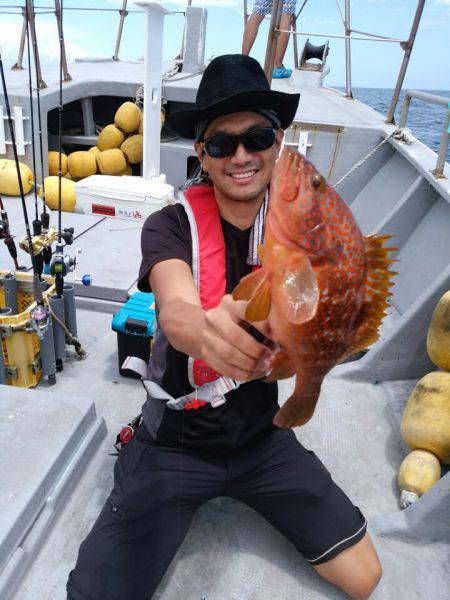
xmin=201 ymin=294 xmax=277 ymax=382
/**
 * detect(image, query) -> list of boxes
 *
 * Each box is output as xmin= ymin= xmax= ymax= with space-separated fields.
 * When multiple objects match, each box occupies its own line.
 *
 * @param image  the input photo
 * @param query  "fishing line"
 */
xmin=57 ymin=0 xmax=64 ymax=244
xmin=0 ymin=47 xmax=43 ymax=303
xmin=25 ymin=9 xmax=39 ymax=226
xmin=29 ymin=0 xmax=48 ymax=222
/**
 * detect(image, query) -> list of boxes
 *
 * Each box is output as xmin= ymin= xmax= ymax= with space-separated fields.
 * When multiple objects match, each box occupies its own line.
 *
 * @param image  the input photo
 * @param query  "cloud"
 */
xmin=0 ymin=15 xmax=89 ymax=66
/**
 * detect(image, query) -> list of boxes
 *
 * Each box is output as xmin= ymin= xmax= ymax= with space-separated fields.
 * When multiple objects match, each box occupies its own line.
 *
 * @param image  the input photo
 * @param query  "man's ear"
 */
xmin=194 ymin=141 xmax=205 ymax=161
xmin=275 ymin=129 xmax=284 ymax=157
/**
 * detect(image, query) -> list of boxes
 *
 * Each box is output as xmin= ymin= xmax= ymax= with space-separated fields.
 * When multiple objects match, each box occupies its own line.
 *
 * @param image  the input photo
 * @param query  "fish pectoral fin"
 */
xmin=277 ymin=254 xmax=319 ymax=325
xmin=246 ymin=275 xmax=271 ymax=321
xmin=340 ymin=234 xmax=397 ymax=361
xmin=232 ymin=267 xmax=267 ymax=301
xmin=232 ymin=268 xmax=271 ymax=322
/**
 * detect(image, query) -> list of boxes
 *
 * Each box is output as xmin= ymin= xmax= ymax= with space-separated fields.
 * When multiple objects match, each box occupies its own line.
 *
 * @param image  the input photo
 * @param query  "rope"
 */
xmin=333 ymin=128 xmax=412 ymax=189
xmin=43 ymin=297 xmax=88 ymax=359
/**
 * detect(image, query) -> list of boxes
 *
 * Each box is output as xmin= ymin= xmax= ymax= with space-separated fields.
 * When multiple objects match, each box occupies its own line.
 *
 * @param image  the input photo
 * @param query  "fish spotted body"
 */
xmin=233 ymin=148 xmax=396 ymax=428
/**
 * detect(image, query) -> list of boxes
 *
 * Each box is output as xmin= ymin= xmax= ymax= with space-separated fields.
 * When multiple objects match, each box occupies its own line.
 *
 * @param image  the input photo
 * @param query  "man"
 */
xmin=67 ymin=55 xmax=381 ymax=600
xmin=243 ymin=0 xmax=297 ymax=78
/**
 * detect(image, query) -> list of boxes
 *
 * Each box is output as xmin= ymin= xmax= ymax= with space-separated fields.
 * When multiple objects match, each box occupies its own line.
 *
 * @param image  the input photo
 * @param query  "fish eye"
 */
xmin=311 ymin=174 xmax=324 ymax=190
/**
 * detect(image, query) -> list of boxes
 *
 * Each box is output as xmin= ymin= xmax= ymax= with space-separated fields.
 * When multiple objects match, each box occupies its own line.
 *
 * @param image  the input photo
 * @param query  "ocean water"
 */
xmin=346 ymin=87 xmax=450 ymax=164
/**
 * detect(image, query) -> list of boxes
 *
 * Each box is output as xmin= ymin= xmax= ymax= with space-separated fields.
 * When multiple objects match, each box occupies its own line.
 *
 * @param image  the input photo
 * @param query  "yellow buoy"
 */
xmin=67 ymin=151 xmax=97 ymax=179
xmin=427 ymin=291 xmax=450 ymax=371
xmin=120 ymin=164 xmax=133 ymax=176
xmin=0 ymin=159 xmax=33 ymax=196
xmin=121 ymin=134 xmax=143 ymax=164
xmin=136 ymin=111 xmax=163 ymax=135
xmin=97 ymin=149 xmax=127 ymax=175
xmin=401 ymin=371 xmax=450 ymax=464
xmin=398 ymin=449 xmax=441 ymax=508
xmin=48 ymin=151 xmax=68 ymax=176
xmin=88 ymin=146 xmax=102 ymax=164
xmin=39 ymin=175 xmax=76 ymax=212
xmin=97 ymin=124 xmax=125 ymax=151
xmin=114 ymin=102 xmax=142 ymax=133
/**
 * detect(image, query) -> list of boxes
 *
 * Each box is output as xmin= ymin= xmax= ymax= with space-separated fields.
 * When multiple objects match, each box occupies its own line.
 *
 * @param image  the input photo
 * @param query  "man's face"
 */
xmin=194 ymin=111 xmax=284 ymax=204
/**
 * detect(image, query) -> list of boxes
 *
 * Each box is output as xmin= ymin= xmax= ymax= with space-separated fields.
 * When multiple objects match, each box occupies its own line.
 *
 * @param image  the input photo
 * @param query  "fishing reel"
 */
xmin=50 ymin=242 xmax=76 ymax=297
xmin=29 ymin=303 xmax=50 ymax=340
xmin=19 ymin=227 xmax=59 ymax=256
xmin=19 ymin=226 xmax=74 ymax=256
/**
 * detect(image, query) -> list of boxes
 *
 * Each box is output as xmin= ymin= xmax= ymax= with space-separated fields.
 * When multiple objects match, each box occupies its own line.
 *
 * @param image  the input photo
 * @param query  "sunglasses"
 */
xmin=201 ymin=127 xmax=277 ymax=158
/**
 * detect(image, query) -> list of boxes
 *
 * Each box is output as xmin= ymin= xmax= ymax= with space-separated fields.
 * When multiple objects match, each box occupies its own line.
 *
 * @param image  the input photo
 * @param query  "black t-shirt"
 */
xmin=137 ymin=200 xmax=278 ymax=453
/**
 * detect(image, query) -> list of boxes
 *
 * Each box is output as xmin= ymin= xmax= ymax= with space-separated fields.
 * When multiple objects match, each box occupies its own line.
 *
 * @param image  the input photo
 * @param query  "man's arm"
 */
xmin=150 ymin=259 xmax=274 ymax=381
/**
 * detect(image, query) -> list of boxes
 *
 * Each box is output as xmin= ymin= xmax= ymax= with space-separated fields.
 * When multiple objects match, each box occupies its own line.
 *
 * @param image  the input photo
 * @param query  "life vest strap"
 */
xmin=143 ymin=377 xmax=241 ymax=411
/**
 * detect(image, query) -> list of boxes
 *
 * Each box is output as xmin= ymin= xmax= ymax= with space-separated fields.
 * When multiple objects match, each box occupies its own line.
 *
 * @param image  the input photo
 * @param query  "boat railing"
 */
xmin=399 ymin=90 xmax=450 ymax=178
xmin=6 ymin=1 xmax=184 ymax=83
xmin=260 ymin=0 xmax=426 ymax=127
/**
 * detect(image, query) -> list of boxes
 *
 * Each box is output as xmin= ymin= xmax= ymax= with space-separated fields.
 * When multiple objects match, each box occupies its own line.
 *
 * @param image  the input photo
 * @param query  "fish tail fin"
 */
xmin=340 ymin=234 xmax=397 ymax=361
xmin=273 ymin=377 xmax=322 ymax=428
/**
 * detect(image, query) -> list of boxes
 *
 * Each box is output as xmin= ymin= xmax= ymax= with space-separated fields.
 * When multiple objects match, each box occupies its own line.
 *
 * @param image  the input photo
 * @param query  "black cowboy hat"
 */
xmin=165 ymin=54 xmax=300 ymax=139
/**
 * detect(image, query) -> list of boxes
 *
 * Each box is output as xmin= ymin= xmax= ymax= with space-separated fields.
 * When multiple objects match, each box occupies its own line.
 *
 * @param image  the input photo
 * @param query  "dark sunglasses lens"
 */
xmin=243 ymin=128 xmax=276 ymax=152
xmin=205 ymin=134 xmax=238 ymax=158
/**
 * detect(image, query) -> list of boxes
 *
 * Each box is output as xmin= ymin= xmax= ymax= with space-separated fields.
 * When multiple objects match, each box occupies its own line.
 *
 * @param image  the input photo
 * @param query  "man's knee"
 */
xmin=313 ymin=532 xmax=382 ymax=599
xmin=344 ymin=560 xmax=382 ymax=599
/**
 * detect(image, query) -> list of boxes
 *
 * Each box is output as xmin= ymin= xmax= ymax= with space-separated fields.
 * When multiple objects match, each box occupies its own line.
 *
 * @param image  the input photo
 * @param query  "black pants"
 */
xmin=67 ymin=424 xmax=366 ymax=600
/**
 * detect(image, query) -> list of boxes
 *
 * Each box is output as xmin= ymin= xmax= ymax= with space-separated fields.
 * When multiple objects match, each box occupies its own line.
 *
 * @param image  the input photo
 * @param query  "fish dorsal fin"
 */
xmin=275 ymin=253 xmax=319 ymax=325
xmin=341 ymin=234 xmax=397 ymax=360
xmin=232 ymin=268 xmax=271 ymax=321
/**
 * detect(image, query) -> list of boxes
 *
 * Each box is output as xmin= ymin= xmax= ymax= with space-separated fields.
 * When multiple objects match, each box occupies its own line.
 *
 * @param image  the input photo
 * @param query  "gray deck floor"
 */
xmin=9 ymin=303 xmax=449 ymax=599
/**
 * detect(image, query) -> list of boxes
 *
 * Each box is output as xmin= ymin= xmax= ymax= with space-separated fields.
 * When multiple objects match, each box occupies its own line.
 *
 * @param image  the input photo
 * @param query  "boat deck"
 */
xmin=5 ymin=58 xmax=387 ymax=128
xmin=1 ymin=59 xmax=450 ymax=600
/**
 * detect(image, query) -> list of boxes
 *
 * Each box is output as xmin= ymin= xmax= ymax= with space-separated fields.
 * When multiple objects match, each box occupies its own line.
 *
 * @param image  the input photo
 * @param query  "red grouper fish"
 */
xmin=233 ymin=147 xmax=397 ymax=428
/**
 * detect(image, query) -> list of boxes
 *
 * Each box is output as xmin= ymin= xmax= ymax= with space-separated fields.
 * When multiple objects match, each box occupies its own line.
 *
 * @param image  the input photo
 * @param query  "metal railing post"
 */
xmin=292 ymin=14 xmax=299 ymax=70
xmin=54 ymin=0 xmax=72 ymax=82
xmin=26 ymin=0 xmax=47 ymax=89
xmin=433 ymin=109 xmax=449 ymax=178
xmin=398 ymin=94 xmax=412 ymax=129
xmin=11 ymin=8 xmax=27 ymax=71
xmin=176 ymin=0 xmax=193 ymax=61
xmin=386 ymin=0 xmax=426 ymax=124
xmin=263 ymin=0 xmax=283 ymax=84
xmin=243 ymin=0 xmax=248 ymax=24
xmin=113 ymin=0 xmax=129 ymax=61
xmin=344 ymin=0 xmax=352 ymax=98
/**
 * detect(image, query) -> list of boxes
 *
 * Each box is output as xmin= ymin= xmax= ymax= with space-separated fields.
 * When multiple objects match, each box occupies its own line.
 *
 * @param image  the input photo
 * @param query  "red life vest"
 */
xmin=180 ymin=185 xmax=226 ymax=388
xmin=178 ymin=185 xmax=262 ymax=401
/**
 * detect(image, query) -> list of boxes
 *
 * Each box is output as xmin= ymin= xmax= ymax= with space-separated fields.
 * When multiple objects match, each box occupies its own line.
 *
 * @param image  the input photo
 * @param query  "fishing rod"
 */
xmin=24 ymin=0 xmax=44 ymax=278
xmin=0 ymin=46 xmax=48 ymax=337
xmin=27 ymin=0 xmax=52 ymax=270
xmin=48 ymin=0 xmax=81 ymax=370
xmin=50 ymin=0 xmax=75 ymax=297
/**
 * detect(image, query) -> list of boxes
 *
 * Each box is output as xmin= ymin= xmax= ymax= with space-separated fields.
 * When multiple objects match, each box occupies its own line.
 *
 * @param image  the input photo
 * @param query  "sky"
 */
xmin=0 ymin=0 xmax=449 ymax=90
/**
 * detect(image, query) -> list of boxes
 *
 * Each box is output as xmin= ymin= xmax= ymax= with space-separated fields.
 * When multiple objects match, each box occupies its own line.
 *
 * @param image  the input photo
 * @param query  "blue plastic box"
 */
xmin=112 ymin=292 xmax=156 ymax=378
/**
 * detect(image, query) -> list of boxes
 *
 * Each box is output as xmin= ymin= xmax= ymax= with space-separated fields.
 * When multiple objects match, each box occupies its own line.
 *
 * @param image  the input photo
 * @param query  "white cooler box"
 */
xmin=75 ymin=175 xmax=174 ymax=222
